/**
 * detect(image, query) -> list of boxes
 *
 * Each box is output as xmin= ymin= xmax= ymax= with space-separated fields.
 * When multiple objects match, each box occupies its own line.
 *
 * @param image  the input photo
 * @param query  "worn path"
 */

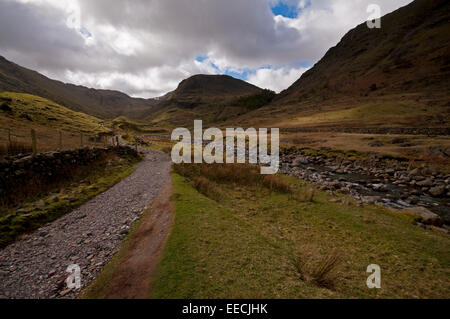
xmin=0 ymin=149 xmax=171 ymax=299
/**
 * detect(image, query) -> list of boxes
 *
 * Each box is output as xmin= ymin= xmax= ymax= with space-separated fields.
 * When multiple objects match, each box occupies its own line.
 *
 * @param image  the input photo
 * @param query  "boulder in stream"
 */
xmin=404 ymin=206 xmax=443 ymax=226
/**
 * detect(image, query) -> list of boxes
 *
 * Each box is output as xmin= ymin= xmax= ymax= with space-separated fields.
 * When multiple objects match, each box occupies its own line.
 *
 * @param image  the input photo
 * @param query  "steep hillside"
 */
xmin=0 ymin=92 xmax=109 ymax=134
xmin=238 ymin=0 xmax=450 ymax=129
xmin=0 ymin=92 xmax=111 ymax=153
xmin=0 ymin=56 xmax=157 ymax=119
xmin=146 ymin=75 xmax=267 ymax=127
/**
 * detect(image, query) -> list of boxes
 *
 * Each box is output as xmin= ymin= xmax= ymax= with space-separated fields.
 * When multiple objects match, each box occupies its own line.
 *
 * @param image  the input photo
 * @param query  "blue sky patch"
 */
xmin=271 ymin=2 xmax=299 ymax=19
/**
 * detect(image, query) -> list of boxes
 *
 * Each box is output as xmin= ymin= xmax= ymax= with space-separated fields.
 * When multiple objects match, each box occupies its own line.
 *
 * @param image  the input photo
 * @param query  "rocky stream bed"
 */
xmin=280 ymin=149 xmax=450 ymax=227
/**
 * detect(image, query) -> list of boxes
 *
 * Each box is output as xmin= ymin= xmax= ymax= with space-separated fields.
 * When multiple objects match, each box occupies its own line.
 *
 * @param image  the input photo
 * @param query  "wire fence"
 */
xmin=0 ymin=127 xmax=115 ymax=157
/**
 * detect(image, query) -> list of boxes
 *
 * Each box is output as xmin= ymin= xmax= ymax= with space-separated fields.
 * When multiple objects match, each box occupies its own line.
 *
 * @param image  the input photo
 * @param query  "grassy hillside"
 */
xmin=0 ymin=92 xmax=109 ymax=133
xmin=276 ymin=100 xmax=450 ymax=128
xmin=145 ymin=75 xmax=267 ymax=127
xmin=0 ymin=92 xmax=111 ymax=153
xmin=0 ymin=56 xmax=157 ymax=119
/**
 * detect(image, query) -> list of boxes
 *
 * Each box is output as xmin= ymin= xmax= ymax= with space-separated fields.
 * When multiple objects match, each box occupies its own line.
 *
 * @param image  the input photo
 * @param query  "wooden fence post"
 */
xmin=58 ymin=131 xmax=62 ymax=150
xmin=31 ymin=129 xmax=37 ymax=156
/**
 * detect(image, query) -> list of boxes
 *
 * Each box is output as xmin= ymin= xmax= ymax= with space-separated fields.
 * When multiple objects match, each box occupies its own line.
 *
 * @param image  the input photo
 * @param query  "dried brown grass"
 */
xmin=173 ymin=162 xmax=292 ymax=194
xmin=293 ymin=245 xmax=344 ymax=289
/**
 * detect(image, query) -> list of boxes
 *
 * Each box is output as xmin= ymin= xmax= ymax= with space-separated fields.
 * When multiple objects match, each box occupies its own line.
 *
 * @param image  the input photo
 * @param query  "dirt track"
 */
xmin=104 ymin=182 xmax=174 ymax=299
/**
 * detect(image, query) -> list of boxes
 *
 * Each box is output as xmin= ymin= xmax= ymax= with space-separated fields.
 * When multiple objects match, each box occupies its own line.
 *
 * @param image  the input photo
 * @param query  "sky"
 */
xmin=0 ymin=0 xmax=413 ymax=98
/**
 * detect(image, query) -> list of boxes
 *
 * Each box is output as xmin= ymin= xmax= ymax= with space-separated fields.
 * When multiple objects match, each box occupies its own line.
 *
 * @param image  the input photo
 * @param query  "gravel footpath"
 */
xmin=0 ymin=149 xmax=171 ymax=299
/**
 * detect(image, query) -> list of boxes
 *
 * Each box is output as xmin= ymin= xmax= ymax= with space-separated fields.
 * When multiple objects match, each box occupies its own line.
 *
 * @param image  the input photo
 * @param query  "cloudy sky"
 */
xmin=0 ymin=0 xmax=413 ymax=98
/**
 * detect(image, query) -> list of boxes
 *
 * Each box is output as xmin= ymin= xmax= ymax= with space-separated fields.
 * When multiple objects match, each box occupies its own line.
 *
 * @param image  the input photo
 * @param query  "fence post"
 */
xmin=58 ymin=131 xmax=62 ymax=150
xmin=80 ymin=133 xmax=84 ymax=148
xmin=31 ymin=129 xmax=37 ymax=156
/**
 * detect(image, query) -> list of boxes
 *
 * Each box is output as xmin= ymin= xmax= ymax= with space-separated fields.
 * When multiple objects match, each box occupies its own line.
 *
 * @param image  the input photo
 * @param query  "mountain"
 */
xmin=169 ymin=74 xmax=262 ymax=104
xmin=239 ymin=0 xmax=450 ymax=129
xmin=0 ymin=56 xmax=158 ymax=119
xmin=145 ymin=74 xmax=266 ymax=127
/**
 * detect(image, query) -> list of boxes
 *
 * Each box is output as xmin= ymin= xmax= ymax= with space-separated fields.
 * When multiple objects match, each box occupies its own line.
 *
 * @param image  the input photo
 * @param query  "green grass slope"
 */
xmin=149 ymin=172 xmax=449 ymax=299
xmin=0 ymin=92 xmax=110 ymax=134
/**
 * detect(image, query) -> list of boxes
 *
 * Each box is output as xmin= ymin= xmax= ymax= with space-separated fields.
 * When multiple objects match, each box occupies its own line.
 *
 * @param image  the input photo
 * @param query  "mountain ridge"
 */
xmin=0 ymin=56 xmax=159 ymax=119
xmin=236 ymin=0 xmax=450 ymax=128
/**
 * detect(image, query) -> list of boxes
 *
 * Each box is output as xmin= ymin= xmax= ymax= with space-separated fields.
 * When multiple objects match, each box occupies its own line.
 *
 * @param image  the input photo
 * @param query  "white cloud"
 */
xmin=248 ymin=66 xmax=309 ymax=93
xmin=0 ymin=0 xmax=414 ymax=97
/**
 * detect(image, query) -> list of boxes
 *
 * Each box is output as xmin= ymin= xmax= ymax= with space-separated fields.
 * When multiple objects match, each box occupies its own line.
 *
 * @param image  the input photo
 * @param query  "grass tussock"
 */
xmin=192 ymin=177 xmax=223 ymax=201
xmin=290 ymin=187 xmax=315 ymax=202
xmin=293 ymin=246 xmax=344 ymax=289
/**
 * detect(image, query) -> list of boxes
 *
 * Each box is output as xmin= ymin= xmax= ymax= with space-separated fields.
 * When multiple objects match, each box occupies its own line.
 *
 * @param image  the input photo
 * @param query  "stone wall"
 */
xmin=0 ymin=146 xmax=139 ymax=197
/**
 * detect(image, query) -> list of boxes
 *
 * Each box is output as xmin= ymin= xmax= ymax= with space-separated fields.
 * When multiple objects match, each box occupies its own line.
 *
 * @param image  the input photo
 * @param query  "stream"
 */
xmin=280 ymin=154 xmax=450 ymax=224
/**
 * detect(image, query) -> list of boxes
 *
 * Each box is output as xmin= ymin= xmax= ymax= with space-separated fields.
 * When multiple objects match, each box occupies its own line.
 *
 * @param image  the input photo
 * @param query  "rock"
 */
xmin=408 ymin=168 xmax=421 ymax=176
xmin=416 ymin=178 xmax=433 ymax=187
xmin=35 ymin=200 xmax=46 ymax=208
xmin=407 ymin=196 xmax=419 ymax=205
xmin=385 ymin=169 xmax=395 ymax=176
xmin=362 ymin=196 xmax=382 ymax=204
xmin=293 ymin=156 xmax=308 ymax=166
xmin=405 ymin=207 xmax=443 ymax=226
xmin=371 ymin=184 xmax=388 ymax=192
xmin=39 ymin=230 xmax=48 ymax=237
xmin=59 ymin=289 xmax=71 ymax=297
xmin=429 ymin=186 xmax=446 ymax=197
xmin=16 ymin=208 xmax=32 ymax=214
